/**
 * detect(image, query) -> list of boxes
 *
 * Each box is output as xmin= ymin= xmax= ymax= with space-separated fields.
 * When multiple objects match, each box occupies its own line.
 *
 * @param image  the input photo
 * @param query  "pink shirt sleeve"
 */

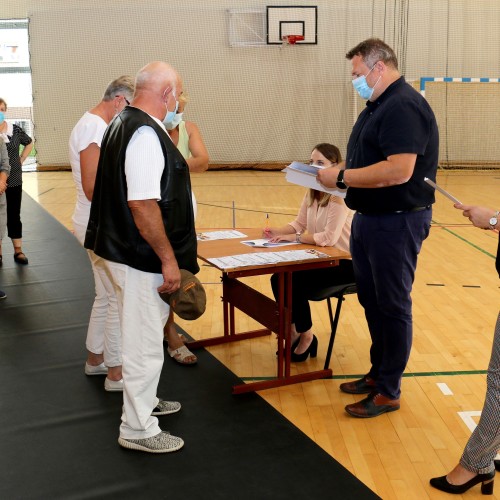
xmin=312 ymin=198 xmax=350 ymax=247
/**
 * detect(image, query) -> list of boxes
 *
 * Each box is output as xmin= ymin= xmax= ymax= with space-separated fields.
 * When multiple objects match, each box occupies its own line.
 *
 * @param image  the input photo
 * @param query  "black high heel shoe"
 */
xmin=276 ymin=337 xmax=300 ymax=356
xmin=291 ymin=335 xmax=318 ymax=362
xmin=429 ymin=470 xmax=495 ymax=495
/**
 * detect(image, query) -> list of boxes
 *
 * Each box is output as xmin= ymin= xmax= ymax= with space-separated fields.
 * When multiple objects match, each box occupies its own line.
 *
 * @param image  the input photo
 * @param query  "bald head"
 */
xmin=135 ymin=61 xmax=180 ymax=95
xmin=132 ymin=61 xmax=182 ymax=121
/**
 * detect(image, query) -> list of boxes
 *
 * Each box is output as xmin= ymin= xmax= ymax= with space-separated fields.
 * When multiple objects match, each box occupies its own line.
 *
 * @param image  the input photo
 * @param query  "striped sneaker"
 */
xmin=118 ymin=431 xmax=184 ymax=453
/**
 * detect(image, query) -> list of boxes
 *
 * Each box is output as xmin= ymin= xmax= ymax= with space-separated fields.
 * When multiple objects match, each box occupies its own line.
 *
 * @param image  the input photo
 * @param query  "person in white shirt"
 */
xmin=69 ymin=75 xmax=134 ymax=390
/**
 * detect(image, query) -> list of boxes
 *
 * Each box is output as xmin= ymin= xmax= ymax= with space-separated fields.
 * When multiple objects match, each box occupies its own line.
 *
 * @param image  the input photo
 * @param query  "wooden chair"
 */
xmin=309 ymin=283 xmax=358 ymax=370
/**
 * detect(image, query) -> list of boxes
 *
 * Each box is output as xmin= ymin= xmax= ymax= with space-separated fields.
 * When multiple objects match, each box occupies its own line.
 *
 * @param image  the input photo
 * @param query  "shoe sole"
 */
xmin=118 ymin=437 xmax=184 ymax=453
xmin=151 ymin=405 xmax=181 ymax=416
xmin=104 ymin=383 xmax=123 ymax=392
xmin=345 ymin=405 xmax=400 ymax=418
xmin=339 ymin=386 xmax=374 ymax=395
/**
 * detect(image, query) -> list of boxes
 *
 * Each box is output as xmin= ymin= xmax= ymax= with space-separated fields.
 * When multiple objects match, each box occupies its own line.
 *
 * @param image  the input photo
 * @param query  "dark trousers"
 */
xmin=350 ymin=208 xmax=432 ymax=399
xmin=271 ymin=259 xmax=355 ymax=334
xmin=6 ymin=185 xmax=23 ymax=240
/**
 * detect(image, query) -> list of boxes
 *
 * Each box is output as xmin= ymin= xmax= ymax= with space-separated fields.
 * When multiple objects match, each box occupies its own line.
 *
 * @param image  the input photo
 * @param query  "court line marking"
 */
xmin=437 ymin=382 xmax=453 ymax=395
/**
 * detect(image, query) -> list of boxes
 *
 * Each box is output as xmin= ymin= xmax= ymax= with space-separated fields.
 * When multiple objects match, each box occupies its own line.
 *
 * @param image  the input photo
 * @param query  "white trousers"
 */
xmin=99 ymin=258 xmax=170 ymax=439
xmin=74 ymin=223 xmax=121 ymax=367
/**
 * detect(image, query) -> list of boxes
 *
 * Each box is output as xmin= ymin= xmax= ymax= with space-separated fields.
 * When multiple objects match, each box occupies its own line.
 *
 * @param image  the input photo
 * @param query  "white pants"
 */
xmin=99 ymin=258 xmax=170 ymax=439
xmin=74 ymin=223 xmax=121 ymax=367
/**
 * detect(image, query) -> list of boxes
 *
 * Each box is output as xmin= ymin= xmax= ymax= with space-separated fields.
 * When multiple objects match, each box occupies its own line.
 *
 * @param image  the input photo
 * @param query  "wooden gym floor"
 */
xmin=22 ymin=168 xmax=500 ymax=499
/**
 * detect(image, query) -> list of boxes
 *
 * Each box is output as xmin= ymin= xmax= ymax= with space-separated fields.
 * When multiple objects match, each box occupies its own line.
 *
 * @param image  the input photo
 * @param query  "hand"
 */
xmin=317 ymin=166 xmax=340 ymax=188
xmin=158 ymin=263 xmax=181 ymax=294
xmin=263 ymin=227 xmax=279 ymax=238
xmin=454 ymin=203 xmax=495 ymax=229
xmin=0 ymin=179 xmax=6 ymax=194
xmin=269 ymin=234 xmax=294 ymax=243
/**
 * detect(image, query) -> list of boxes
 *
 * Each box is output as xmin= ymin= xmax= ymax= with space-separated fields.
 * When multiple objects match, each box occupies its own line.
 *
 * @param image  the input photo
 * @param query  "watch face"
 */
xmin=490 ymin=217 xmax=498 ymax=226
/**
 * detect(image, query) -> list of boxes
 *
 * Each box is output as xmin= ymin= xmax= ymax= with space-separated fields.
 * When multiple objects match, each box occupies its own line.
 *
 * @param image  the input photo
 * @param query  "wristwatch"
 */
xmin=295 ymin=232 xmax=302 ymax=243
xmin=336 ymin=169 xmax=348 ymax=190
xmin=489 ymin=210 xmax=499 ymax=230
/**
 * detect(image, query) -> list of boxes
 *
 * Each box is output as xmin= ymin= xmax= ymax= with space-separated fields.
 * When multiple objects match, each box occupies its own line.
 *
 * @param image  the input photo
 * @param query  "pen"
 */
xmin=265 ymin=213 xmax=270 ymax=231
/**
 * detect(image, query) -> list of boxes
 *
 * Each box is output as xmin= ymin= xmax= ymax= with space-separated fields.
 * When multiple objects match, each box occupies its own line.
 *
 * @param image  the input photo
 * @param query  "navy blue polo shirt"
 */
xmin=345 ymin=76 xmax=439 ymax=213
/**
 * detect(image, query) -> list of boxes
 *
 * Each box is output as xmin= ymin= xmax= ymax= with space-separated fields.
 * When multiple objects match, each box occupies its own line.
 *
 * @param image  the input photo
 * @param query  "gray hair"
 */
xmin=102 ymin=75 xmax=135 ymax=102
xmin=346 ymin=38 xmax=398 ymax=70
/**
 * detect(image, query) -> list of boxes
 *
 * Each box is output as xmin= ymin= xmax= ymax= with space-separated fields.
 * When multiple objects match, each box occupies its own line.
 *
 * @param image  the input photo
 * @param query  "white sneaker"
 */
xmin=118 ymin=431 xmax=184 ymax=453
xmin=104 ymin=378 xmax=123 ymax=392
xmin=151 ymin=400 xmax=181 ymax=415
xmin=85 ymin=362 xmax=107 ymax=376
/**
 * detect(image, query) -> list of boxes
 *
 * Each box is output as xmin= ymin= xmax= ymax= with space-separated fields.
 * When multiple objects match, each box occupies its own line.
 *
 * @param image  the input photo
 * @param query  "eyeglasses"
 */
xmin=124 ymin=97 xmax=130 ymax=105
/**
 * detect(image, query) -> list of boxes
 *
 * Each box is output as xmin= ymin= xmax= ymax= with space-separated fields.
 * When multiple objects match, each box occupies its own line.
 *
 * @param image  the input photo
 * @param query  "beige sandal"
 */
xmin=167 ymin=345 xmax=198 ymax=365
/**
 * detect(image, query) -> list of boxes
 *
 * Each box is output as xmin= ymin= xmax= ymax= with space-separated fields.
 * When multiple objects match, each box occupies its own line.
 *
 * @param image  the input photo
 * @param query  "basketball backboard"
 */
xmin=266 ymin=6 xmax=318 ymax=45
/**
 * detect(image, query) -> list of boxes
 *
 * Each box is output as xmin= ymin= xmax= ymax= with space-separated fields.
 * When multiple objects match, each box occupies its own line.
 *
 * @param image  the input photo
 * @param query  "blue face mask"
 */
xmin=352 ymin=65 xmax=379 ymax=100
xmin=163 ymin=90 xmax=179 ymax=126
xmin=0 ymin=111 xmax=4 ymax=124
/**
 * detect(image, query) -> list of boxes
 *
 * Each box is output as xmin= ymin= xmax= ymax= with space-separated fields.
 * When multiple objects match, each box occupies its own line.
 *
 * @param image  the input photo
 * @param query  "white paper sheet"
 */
xmin=197 ymin=230 xmax=247 ymax=241
xmin=424 ymin=177 xmax=462 ymax=204
xmin=283 ymin=162 xmax=347 ymax=198
xmin=241 ymin=239 xmax=299 ymax=248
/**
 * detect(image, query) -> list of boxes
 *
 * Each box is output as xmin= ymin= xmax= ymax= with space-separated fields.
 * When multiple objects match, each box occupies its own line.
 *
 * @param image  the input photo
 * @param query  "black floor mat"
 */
xmin=0 ymin=194 xmax=379 ymax=500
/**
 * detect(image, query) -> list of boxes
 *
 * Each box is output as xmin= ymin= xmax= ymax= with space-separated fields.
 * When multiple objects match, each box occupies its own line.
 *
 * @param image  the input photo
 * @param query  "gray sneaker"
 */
xmin=118 ymin=431 xmax=184 ymax=453
xmin=152 ymin=399 xmax=181 ymax=415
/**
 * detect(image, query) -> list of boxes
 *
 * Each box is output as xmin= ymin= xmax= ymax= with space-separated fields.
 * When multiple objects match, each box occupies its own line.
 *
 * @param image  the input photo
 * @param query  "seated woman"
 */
xmin=265 ymin=143 xmax=354 ymax=362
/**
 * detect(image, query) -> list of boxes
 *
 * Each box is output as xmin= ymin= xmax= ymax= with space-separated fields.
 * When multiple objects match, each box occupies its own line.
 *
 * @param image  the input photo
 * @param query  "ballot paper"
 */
xmin=424 ymin=177 xmax=462 ymax=204
xmin=283 ymin=162 xmax=347 ymax=198
xmin=207 ymin=249 xmax=329 ymax=270
xmin=241 ymin=239 xmax=299 ymax=248
xmin=197 ymin=230 xmax=247 ymax=241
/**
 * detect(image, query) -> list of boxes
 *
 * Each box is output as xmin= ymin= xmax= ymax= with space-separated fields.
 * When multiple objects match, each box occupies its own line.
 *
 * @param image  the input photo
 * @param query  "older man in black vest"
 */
xmin=85 ymin=61 xmax=198 ymax=453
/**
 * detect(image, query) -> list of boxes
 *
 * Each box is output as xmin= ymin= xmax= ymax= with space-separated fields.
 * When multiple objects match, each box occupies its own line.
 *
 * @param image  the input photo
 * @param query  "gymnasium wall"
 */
xmin=3 ymin=0 xmax=500 ymax=168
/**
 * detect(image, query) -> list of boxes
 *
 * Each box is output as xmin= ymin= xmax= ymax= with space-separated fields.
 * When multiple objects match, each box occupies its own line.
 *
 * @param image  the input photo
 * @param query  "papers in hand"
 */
xmin=241 ymin=239 xmax=299 ymax=248
xmin=424 ymin=177 xmax=462 ymax=204
xmin=283 ymin=162 xmax=347 ymax=198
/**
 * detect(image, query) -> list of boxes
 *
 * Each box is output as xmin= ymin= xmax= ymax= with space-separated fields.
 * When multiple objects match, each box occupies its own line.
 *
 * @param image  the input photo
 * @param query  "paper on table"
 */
xmin=283 ymin=162 xmax=347 ymax=198
xmin=424 ymin=177 xmax=462 ymax=204
xmin=241 ymin=239 xmax=299 ymax=248
xmin=197 ymin=230 xmax=247 ymax=241
xmin=207 ymin=249 xmax=329 ymax=270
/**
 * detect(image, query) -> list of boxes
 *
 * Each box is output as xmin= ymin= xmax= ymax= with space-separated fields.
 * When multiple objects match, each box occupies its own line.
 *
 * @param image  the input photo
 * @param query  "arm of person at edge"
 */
xmin=128 ymin=199 xmax=181 ymax=294
xmin=80 ymin=142 xmax=101 ymax=201
xmin=19 ymin=141 xmax=34 ymax=164
xmin=316 ymin=153 xmax=417 ymax=189
xmin=454 ymin=203 xmax=500 ymax=230
xmin=185 ymin=121 xmax=209 ymax=173
xmin=0 ymin=140 xmax=10 ymax=194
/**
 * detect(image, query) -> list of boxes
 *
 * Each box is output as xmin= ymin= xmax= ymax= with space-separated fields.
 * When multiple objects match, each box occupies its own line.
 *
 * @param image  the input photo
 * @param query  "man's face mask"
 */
xmin=352 ymin=64 xmax=380 ymax=100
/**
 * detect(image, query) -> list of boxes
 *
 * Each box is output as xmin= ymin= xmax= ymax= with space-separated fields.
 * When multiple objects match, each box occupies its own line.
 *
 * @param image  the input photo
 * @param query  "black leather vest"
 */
xmin=84 ymin=106 xmax=199 ymax=275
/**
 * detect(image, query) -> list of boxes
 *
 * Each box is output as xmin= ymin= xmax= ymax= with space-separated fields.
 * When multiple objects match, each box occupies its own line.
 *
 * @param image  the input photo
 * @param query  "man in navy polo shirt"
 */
xmin=318 ymin=38 xmax=439 ymax=418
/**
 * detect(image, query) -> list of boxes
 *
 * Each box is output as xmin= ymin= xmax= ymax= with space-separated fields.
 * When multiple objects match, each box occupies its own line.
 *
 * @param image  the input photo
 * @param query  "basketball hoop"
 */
xmin=281 ymin=34 xmax=305 ymax=46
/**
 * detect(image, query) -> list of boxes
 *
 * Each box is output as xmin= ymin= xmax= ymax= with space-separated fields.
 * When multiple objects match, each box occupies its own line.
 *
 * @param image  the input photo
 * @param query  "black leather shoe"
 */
xmin=14 ymin=252 xmax=29 ymax=265
xmin=340 ymin=375 xmax=376 ymax=394
xmin=495 ymin=460 xmax=500 ymax=472
xmin=430 ymin=470 xmax=495 ymax=494
xmin=345 ymin=392 xmax=400 ymax=418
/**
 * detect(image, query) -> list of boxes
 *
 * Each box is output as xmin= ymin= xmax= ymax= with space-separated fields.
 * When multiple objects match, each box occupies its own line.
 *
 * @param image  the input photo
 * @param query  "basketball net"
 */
xmin=281 ymin=34 xmax=305 ymax=47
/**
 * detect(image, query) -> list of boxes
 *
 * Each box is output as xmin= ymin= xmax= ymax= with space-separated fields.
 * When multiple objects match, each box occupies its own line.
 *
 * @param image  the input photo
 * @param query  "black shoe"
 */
xmin=340 ymin=375 xmax=376 ymax=394
xmin=0 ymin=255 xmax=2 ymax=266
xmin=291 ymin=335 xmax=318 ymax=362
xmin=430 ymin=470 xmax=495 ymax=494
xmin=495 ymin=460 xmax=500 ymax=472
xmin=14 ymin=252 xmax=28 ymax=265
xmin=0 ymin=290 xmax=6 ymax=300
xmin=276 ymin=337 xmax=300 ymax=356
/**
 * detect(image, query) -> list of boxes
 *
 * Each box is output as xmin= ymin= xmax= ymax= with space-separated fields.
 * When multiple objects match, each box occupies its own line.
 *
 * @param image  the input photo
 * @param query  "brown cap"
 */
xmin=159 ymin=270 xmax=206 ymax=320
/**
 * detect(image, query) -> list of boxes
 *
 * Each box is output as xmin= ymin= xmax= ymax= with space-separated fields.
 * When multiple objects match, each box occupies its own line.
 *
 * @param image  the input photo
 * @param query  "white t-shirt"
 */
xmin=69 ymin=112 xmax=107 ymax=239
xmin=125 ymin=115 xmax=166 ymax=201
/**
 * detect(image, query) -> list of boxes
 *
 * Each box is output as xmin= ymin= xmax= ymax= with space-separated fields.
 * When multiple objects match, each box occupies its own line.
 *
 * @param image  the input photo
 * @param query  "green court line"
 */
xmin=240 ymin=370 xmax=487 ymax=382
xmin=432 ymin=218 xmax=496 ymax=259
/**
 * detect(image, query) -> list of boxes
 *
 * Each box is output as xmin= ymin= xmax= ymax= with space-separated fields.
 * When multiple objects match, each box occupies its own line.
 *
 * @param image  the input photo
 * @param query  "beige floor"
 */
xmin=23 ymin=169 xmax=500 ymax=499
